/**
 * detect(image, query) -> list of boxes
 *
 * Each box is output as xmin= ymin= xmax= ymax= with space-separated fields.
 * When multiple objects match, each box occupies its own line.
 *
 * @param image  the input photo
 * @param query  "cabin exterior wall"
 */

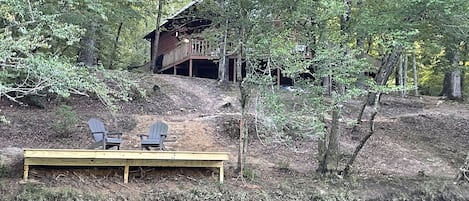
xmin=157 ymin=31 xmax=180 ymax=56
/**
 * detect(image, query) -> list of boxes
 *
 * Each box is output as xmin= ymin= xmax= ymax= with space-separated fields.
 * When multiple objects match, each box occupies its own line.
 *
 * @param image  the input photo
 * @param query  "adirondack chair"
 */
xmin=139 ymin=121 xmax=168 ymax=150
xmin=88 ymin=118 xmax=123 ymax=150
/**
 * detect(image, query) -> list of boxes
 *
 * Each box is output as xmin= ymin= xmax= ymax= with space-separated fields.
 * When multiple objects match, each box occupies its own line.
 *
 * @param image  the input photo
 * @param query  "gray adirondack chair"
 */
xmin=88 ymin=118 xmax=123 ymax=150
xmin=139 ymin=121 xmax=168 ymax=150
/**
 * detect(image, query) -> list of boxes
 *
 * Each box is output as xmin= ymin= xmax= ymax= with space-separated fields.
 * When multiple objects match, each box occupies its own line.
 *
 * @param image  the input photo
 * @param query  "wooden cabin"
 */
xmin=144 ymin=0 xmax=309 ymax=85
xmin=144 ymin=0 xmax=241 ymax=81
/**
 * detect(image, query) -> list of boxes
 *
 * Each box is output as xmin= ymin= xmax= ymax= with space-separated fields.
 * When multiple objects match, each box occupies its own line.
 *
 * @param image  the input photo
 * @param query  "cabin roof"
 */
xmin=144 ymin=0 xmax=204 ymax=40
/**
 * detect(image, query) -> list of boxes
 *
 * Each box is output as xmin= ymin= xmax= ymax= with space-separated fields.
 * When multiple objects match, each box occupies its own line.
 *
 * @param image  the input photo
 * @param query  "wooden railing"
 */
xmin=191 ymin=39 xmax=218 ymax=57
xmin=161 ymin=40 xmax=311 ymax=69
xmin=162 ymin=39 xmax=220 ymax=69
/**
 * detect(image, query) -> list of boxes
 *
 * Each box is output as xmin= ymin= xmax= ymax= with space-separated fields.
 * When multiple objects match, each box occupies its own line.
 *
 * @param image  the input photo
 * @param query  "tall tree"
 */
xmin=441 ymin=48 xmax=463 ymax=100
xmin=150 ymin=0 xmax=164 ymax=73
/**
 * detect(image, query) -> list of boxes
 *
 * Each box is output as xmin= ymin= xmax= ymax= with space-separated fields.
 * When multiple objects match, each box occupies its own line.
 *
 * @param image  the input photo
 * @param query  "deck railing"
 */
xmin=161 ymin=39 xmax=310 ymax=70
xmin=162 ymin=39 xmax=219 ymax=69
xmin=191 ymin=39 xmax=218 ymax=57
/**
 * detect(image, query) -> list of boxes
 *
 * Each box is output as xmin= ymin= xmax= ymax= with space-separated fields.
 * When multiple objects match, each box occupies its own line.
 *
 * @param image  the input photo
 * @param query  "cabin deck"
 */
xmin=23 ymin=149 xmax=229 ymax=183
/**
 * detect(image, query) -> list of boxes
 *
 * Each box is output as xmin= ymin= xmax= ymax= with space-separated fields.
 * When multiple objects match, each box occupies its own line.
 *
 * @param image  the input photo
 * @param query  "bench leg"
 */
xmin=219 ymin=165 xmax=224 ymax=184
xmin=124 ymin=164 xmax=129 ymax=183
xmin=23 ymin=165 xmax=29 ymax=181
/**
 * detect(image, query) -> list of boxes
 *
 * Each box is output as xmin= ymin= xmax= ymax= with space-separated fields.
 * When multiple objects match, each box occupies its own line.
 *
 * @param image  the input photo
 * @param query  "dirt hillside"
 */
xmin=1 ymin=73 xmax=469 ymax=200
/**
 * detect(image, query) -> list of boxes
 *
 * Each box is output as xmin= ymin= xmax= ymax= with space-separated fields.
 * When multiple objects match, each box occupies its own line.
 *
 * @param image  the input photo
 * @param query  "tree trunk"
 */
xmin=441 ymin=49 xmax=463 ymax=100
xmin=397 ymin=54 xmax=403 ymax=95
xmin=368 ymin=46 xmax=402 ymax=105
xmin=403 ymin=54 xmax=408 ymax=96
xmin=238 ymin=80 xmax=250 ymax=176
xmin=78 ymin=24 xmax=97 ymax=66
xmin=343 ymin=92 xmax=381 ymax=176
xmin=340 ymin=0 xmax=352 ymax=35
xmin=412 ymin=52 xmax=419 ymax=96
xmin=150 ymin=0 xmax=164 ymax=73
xmin=109 ymin=22 xmax=123 ymax=69
xmin=316 ymin=109 xmax=341 ymax=174
xmin=323 ymin=76 xmax=331 ymax=95
xmin=218 ymin=19 xmax=229 ymax=83
xmin=236 ymin=44 xmax=243 ymax=82
xmin=327 ymin=109 xmax=340 ymax=172
xmin=238 ymin=115 xmax=244 ymax=177
xmin=317 ymin=133 xmax=328 ymax=174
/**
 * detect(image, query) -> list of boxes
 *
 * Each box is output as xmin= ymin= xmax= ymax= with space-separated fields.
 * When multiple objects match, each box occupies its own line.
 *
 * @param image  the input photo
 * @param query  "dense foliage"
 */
xmin=194 ymin=0 xmax=469 ymax=174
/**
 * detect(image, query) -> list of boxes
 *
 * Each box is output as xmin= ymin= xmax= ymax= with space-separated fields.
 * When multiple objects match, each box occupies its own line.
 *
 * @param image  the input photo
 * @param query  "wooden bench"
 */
xmin=23 ymin=149 xmax=229 ymax=183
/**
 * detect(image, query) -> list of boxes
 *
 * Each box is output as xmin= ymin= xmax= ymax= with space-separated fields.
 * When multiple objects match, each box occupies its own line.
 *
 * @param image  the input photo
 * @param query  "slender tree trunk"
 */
xmin=236 ymin=1 xmax=249 ymax=177
xmin=327 ymin=109 xmax=340 ymax=172
xmin=78 ymin=24 xmax=97 ymax=66
xmin=238 ymin=114 xmax=244 ymax=177
xmin=340 ymin=0 xmax=352 ymax=34
xmin=317 ymin=119 xmax=328 ymax=173
xmin=412 ymin=52 xmax=419 ymax=96
xmin=323 ymin=76 xmax=331 ymax=95
xmin=317 ymin=135 xmax=328 ymax=173
xmin=218 ymin=18 xmax=229 ymax=83
xmin=318 ymin=22 xmax=331 ymax=95
xmin=238 ymin=80 xmax=250 ymax=176
xmin=356 ymin=35 xmax=366 ymax=89
xmin=351 ymin=100 xmax=367 ymax=134
xmin=403 ymin=54 xmax=408 ymax=96
xmin=109 ymin=22 xmax=123 ymax=69
xmin=237 ymin=44 xmax=243 ymax=82
xmin=397 ymin=54 xmax=403 ymax=96
xmin=343 ymin=92 xmax=381 ymax=176
xmin=461 ymin=44 xmax=468 ymax=98
xmin=368 ymin=46 xmax=402 ymax=105
xmin=150 ymin=0 xmax=164 ymax=73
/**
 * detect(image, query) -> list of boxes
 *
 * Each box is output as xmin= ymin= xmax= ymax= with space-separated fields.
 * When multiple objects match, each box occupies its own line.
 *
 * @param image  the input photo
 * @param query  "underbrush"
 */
xmin=0 ymin=178 xmax=468 ymax=201
xmin=1 ymin=183 xmax=103 ymax=201
xmin=140 ymin=185 xmax=357 ymax=201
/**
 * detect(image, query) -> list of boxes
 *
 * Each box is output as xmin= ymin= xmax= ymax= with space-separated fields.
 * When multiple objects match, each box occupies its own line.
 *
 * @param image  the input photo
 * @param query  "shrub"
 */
xmin=51 ymin=105 xmax=79 ymax=137
xmin=15 ymin=183 xmax=102 ymax=201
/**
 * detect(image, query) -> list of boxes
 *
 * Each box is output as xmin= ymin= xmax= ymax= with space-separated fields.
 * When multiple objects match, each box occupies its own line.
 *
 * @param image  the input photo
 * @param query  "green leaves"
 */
xmin=0 ymin=0 xmax=144 ymax=112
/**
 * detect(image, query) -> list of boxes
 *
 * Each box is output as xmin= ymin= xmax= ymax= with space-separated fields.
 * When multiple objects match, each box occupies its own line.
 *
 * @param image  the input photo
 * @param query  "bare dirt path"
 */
xmin=120 ymin=75 xmax=239 ymax=154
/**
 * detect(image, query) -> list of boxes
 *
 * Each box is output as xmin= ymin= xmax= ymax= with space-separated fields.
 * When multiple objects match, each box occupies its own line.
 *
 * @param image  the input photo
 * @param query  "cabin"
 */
xmin=144 ymin=0 xmax=237 ymax=80
xmin=144 ymin=0 xmax=309 ymax=85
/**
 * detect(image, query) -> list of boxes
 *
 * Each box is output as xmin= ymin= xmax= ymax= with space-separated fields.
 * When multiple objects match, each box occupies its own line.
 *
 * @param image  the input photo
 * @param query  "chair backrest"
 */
xmin=88 ymin=118 xmax=106 ymax=142
xmin=149 ymin=121 xmax=168 ymax=140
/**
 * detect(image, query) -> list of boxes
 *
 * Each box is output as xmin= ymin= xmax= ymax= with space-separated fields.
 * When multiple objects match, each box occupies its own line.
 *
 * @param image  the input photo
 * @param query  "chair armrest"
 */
xmin=138 ymin=134 xmax=149 ymax=140
xmin=92 ymin=131 xmax=105 ymax=138
xmin=107 ymin=132 xmax=122 ymax=138
xmin=92 ymin=131 xmax=105 ymax=135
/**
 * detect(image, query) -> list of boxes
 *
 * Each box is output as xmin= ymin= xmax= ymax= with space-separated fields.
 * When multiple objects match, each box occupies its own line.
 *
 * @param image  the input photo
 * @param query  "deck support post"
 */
xmin=124 ymin=163 xmax=129 ymax=183
xmin=173 ymin=66 xmax=177 ymax=75
xmin=219 ymin=164 xmax=224 ymax=183
xmin=23 ymin=165 xmax=29 ymax=181
xmin=189 ymin=59 xmax=193 ymax=77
